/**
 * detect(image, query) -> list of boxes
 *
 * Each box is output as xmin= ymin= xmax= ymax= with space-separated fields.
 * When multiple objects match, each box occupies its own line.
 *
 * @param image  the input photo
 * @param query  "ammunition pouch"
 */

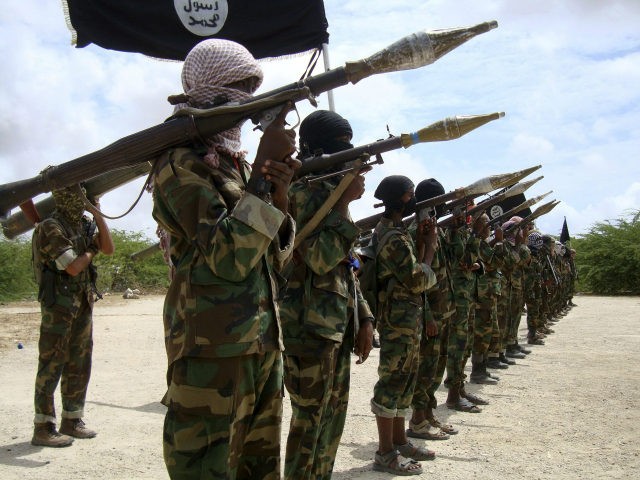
xmin=38 ymin=267 xmax=57 ymax=308
xmin=88 ymin=263 xmax=102 ymax=300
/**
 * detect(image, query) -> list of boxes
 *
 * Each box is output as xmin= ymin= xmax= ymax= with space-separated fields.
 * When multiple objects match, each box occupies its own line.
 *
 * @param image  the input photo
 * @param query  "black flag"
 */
xmin=560 ymin=217 xmax=570 ymax=244
xmin=63 ymin=0 xmax=329 ymax=60
xmin=486 ymin=192 xmax=532 ymax=222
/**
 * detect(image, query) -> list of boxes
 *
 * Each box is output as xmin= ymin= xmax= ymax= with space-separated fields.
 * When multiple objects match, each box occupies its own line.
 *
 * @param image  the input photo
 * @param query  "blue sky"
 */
xmin=1 ymin=0 xmax=639 ymax=241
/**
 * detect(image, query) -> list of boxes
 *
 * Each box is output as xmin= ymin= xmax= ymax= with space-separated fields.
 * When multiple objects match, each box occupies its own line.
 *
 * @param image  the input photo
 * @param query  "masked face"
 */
xmin=52 ymin=187 xmax=86 ymax=224
xmin=402 ymin=195 xmax=417 ymax=216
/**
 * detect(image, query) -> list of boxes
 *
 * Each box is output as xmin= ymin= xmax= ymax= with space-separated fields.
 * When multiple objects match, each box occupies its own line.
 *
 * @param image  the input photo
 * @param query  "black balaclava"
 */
xmin=374 ymin=175 xmax=415 ymax=217
xmin=298 ymin=110 xmax=353 ymax=158
xmin=416 ymin=178 xmax=445 ymax=218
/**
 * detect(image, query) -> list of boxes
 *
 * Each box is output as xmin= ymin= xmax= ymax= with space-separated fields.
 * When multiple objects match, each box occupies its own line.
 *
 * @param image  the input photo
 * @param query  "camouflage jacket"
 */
xmin=424 ymin=227 xmax=459 ymax=322
xmin=279 ymin=177 xmax=372 ymax=355
xmin=510 ymin=244 xmax=530 ymax=289
xmin=448 ymin=227 xmax=481 ymax=302
xmin=32 ymin=212 xmax=95 ymax=304
xmin=152 ymin=147 xmax=295 ymax=362
xmin=476 ymin=239 xmax=505 ymax=307
xmin=524 ymin=250 xmax=543 ymax=300
xmin=375 ymin=218 xmax=436 ymax=340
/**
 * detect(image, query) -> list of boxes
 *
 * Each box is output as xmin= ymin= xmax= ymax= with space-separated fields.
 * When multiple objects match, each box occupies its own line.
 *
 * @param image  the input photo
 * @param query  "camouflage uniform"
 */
xmin=474 ymin=238 xmax=504 ymax=358
xmin=152 ymin=147 xmax=295 ymax=480
xmin=280 ymin=176 xmax=372 ymax=480
xmin=32 ymin=213 xmax=96 ymax=424
xmin=506 ymin=244 xmax=530 ymax=347
xmin=524 ymin=250 xmax=543 ymax=335
xmin=445 ymin=227 xmax=480 ymax=389
xmin=371 ymin=218 xmax=435 ymax=418
xmin=425 ymin=228 xmax=461 ymax=406
xmin=495 ymin=242 xmax=518 ymax=355
xmin=410 ymin=227 xmax=453 ymax=412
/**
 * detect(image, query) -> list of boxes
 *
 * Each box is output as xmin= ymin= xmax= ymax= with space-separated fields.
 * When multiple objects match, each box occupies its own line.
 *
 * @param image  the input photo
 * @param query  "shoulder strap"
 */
xmin=294 ymin=169 xmax=359 ymax=249
xmin=374 ymin=228 xmax=398 ymax=255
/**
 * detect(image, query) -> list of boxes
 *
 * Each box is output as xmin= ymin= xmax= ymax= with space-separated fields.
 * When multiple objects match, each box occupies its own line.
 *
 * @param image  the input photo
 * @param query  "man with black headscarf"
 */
xmin=31 ymin=185 xmax=114 ymax=447
xmin=370 ymin=175 xmax=437 ymax=476
xmin=280 ymin=110 xmax=373 ymax=480
xmin=407 ymin=178 xmax=461 ymax=439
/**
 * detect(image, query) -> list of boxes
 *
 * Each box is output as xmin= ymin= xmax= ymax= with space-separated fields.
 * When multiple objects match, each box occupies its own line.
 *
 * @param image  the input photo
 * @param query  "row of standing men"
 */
xmin=27 ymin=38 xmax=576 ymax=480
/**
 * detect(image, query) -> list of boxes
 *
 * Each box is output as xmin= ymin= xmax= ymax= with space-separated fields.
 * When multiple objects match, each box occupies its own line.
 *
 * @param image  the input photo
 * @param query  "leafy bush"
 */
xmin=0 ymin=229 xmax=169 ymax=302
xmin=93 ymin=229 xmax=170 ymax=294
xmin=573 ymin=210 xmax=640 ymax=295
xmin=0 ymin=236 xmax=38 ymax=301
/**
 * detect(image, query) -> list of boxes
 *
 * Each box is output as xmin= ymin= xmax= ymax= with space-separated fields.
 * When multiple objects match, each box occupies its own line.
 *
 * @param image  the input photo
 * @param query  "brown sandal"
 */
xmin=407 ymin=420 xmax=450 ymax=440
xmin=373 ymin=450 xmax=423 ymax=476
xmin=394 ymin=441 xmax=436 ymax=461
xmin=461 ymin=389 xmax=489 ymax=405
xmin=428 ymin=416 xmax=459 ymax=435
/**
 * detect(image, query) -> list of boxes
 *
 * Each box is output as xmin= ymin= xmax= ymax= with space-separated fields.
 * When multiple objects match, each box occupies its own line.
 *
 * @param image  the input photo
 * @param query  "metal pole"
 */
xmin=321 ymin=43 xmax=336 ymax=111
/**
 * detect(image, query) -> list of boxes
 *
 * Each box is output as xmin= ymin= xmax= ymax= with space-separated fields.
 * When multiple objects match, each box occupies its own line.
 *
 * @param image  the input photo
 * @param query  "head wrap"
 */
xmin=527 ymin=231 xmax=543 ymax=249
xmin=298 ymin=110 xmax=353 ymax=158
xmin=374 ymin=175 xmax=414 ymax=212
xmin=415 ymin=178 xmax=445 ymax=202
xmin=416 ymin=178 xmax=445 ymax=218
xmin=173 ymin=39 xmax=264 ymax=168
xmin=52 ymin=186 xmax=86 ymax=224
xmin=502 ymin=216 xmax=522 ymax=244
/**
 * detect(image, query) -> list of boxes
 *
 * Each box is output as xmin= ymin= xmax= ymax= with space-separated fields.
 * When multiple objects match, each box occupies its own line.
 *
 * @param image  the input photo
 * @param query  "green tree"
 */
xmin=0 ymin=235 xmax=37 ymax=301
xmin=94 ymin=229 xmax=170 ymax=293
xmin=573 ymin=210 xmax=640 ymax=295
xmin=1 ymin=229 xmax=169 ymax=302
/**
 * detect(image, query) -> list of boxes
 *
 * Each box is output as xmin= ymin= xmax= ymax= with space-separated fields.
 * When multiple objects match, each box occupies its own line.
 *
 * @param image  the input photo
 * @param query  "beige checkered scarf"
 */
xmin=174 ymin=39 xmax=264 ymax=168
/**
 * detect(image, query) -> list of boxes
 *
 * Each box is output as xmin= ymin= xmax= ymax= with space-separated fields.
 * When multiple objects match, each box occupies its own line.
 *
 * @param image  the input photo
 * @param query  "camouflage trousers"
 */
xmin=163 ymin=352 xmax=282 ymax=480
xmin=283 ymin=338 xmax=351 ymax=480
xmin=525 ymin=292 xmax=541 ymax=331
xmin=427 ymin=312 xmax=454 ymax=408
xmin=444 ymin=296 xmax=473 ymax=388
xmin=34 ymin=294 xmax=93 ymax=424
xmin=506 ymin=286 xmax=524 ymax=345
xmin=371 ymin=333 xmax=421 ymax=418
xmin=493 ymin=286 xmax=511 ymax=354
xmin=473 ymin=297 xmax=498 ymax=357
xmin=412 ymin=320 xmax=443 ymax=411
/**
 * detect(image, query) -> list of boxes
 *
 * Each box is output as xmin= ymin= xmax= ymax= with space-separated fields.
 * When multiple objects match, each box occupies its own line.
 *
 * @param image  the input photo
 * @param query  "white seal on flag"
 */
xmin=174 ymin=0 xmax=229 ymax=36
xmin=490 ymin=205 xmax=503 ymax=219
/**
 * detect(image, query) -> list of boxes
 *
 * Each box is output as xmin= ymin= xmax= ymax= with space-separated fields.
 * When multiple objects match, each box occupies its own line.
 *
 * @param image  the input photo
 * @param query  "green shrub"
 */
xmin=0 ymin=236 xmax=37 ymax=301
xmin=1 ymin=229 xmax=169 ymax=302
xmin=573 ymin=210 xmax=640 ymax=295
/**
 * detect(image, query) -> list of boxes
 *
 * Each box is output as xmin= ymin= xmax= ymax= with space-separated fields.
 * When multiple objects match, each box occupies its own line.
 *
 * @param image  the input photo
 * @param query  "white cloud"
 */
xmin=1 ymin=0 xmax=640 ymax=241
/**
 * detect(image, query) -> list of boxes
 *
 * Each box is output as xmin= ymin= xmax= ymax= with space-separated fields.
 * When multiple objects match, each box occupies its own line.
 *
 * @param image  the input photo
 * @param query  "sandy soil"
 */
xmin=0 ymin=294 xmax=639 ymax=480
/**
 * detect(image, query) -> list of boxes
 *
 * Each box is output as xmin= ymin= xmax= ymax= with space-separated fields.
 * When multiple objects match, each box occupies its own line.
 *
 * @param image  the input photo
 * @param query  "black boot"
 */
xmin=515 ymin=343 xmax=531 ymax=354
xmin=487 ymin=356 xmax=508 ymax=369
xmin=506 ymin=344 xmax=526 ymax=359
xmin=470 ymin=353 xmax=498 ymax=385
xmin=499 ymin=352 xmax=516 ymax=365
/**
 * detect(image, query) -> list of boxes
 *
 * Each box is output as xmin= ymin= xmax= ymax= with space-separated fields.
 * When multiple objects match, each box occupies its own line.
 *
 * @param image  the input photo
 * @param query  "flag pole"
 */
xmin=321 ymin=43 xmax=336 ymax=111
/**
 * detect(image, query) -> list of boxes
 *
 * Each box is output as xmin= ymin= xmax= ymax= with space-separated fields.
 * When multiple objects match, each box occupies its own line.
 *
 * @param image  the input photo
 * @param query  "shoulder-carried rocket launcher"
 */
xmin=0 ymin=20 xmax=498 ymax=227
xmin=354 ymin=165 xmax=541 ymax=232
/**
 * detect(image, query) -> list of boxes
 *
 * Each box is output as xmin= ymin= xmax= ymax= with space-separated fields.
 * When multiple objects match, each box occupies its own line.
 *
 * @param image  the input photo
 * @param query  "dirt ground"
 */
xmin=0 ymin=294 xmax=638 ymax=480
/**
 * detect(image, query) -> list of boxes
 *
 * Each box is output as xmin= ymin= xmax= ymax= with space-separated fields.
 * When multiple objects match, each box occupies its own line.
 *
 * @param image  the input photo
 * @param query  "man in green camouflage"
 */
xmin=31 ymin=185 xmax=114 ymax=447
xmin=152 ymin=39 xmax=298 ymax=479
xmin=280 ymin=110 xmax=374 ymax=480
xmin=504 ymin=218 xmax=531 ymax=359
xmin=407 ymin=178 xmax=460 ymax=440
xmin=524 ymin=231 xmax=546 ymax=345
xmin=371 ymin=175 xmax=437 ymax=476
xmin=444 ymin=206 xmax=483 ymax=412
xmin=470 ymin=213 xmax=505 ymax=385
